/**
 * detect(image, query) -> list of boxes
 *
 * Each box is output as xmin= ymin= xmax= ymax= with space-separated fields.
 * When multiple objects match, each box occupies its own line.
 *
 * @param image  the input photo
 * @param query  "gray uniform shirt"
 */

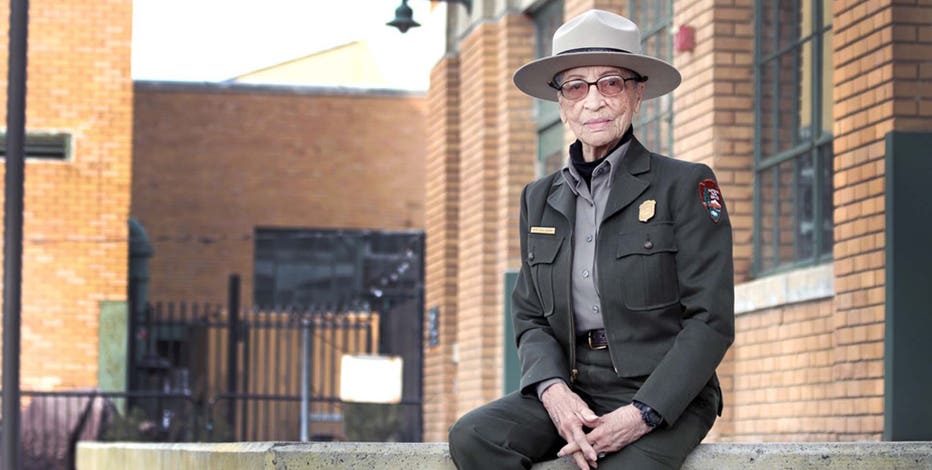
xmin=536 ymin=139 xmax=632 ymax=397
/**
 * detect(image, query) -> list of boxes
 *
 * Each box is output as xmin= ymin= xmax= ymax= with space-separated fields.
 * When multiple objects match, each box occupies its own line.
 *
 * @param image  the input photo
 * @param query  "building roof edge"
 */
xmin=133 ymin=80 xmax=426 ymax=98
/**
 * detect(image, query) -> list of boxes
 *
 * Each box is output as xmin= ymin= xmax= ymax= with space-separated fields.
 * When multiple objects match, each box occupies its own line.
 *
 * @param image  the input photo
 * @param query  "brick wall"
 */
xmin=721 ymin=299 xmax=838 ymax=440
xmin=423 ymin=0 xmax=932 ymax=444
xmin=132 ymin=83 xmax=426 ymax=305
xmin=829 ymin=0 xmax=889 ymax=440
xmin=454 ymin=21 xmax=504 ymax=415
xmin=565 ymin=0 xmax=627 ymax=21
xmin=714 ymin=0 xmax=932 ymax=443
xmin=494 ymin=12 xmax=537 ymax=395
xmin=424 ymin=56 xmax=461 ymax=441
xmin=0 ymin=0 xmax=133 ymax=390
xmin=423 ymin=11 xmax=538 ymax=439
xmin=672 ymin=0 xmax=756 ymax=441
xmin=828 ymin=0 xmax=932 ymax=440
xmin=673 ymin=0 xmax=755 ymax=282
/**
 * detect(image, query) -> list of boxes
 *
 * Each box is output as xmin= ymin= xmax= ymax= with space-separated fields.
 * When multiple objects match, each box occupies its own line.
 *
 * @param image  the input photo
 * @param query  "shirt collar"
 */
xmin=560 ymin=132 xmax=633 ymax=196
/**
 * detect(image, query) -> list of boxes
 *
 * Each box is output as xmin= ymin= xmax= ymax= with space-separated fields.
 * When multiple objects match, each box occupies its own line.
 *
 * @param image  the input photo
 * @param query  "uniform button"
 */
xmin=582 ymin=270 xmax=590 ymax=278
xmin=643 ymin=240 xmax=654 ymax=249
xmin=585 ymin=235 xmax=593 ymax=243
xmin=592 ymin=305 xmax=600 ymax=313
xmin=528 ymin=252 xmax=535 ymax=261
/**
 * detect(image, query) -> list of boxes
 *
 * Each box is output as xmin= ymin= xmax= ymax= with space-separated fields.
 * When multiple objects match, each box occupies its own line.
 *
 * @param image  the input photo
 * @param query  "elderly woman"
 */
xmin=448 ymin=9 xmax=735 ymax=470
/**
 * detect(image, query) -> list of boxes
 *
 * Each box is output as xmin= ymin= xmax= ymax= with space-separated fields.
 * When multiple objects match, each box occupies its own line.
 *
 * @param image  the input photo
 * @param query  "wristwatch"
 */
xmin=632 ymin=401 xmax=663 ymax=428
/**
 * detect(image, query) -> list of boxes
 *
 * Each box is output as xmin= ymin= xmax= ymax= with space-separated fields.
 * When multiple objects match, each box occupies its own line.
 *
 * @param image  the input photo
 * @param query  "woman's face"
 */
xmin=557 ymin=65 xmax=644 ymax=161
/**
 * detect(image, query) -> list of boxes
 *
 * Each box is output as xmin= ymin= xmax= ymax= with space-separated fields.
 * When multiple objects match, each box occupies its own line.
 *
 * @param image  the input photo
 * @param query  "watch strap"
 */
xmin=632 ymin=400 xmax=663 ymax=428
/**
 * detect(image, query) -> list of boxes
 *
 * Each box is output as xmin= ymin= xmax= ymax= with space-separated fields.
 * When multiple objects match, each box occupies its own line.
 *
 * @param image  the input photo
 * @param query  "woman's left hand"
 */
xmin=557 ymin=404 xmax=653 ymax=459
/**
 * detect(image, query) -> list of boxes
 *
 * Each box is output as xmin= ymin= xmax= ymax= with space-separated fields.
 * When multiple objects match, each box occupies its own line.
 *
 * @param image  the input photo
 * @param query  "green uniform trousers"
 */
xmin=448 ymin=345 xmax=719 ymax=469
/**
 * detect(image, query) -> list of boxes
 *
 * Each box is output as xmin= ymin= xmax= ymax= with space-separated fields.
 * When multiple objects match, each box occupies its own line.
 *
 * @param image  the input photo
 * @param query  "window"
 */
xmin=628 ymin=0 xmax=674 ymax=157
xmin=754 ymin=0 xmax=833 ymax=274
xmin=531 ymin=0 xmax=564 ymax=177
xmin=0 ymin=132 xmax=70 ymax=160
xmin=254 ymin=228 xmax=423 ymax=309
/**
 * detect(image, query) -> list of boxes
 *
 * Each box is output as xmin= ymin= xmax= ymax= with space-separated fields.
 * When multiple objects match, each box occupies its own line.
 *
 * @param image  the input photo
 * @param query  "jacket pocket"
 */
xmin=527 ymin=234 xmax=563 ymax=316
xmin=615 ymin=223 xmax=680 ymax=310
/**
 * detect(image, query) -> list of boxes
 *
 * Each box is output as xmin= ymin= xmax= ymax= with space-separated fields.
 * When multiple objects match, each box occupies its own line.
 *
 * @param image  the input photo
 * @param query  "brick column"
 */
xmin=673 ymin=0 xmax=754 ymax=281
xmin=565 ymin=0 xmax=628 ymax=20
xmin=423 ymin=55 xmax=461 ymax=441
xmin=495 ymin=12 xmax=538 ymax=382
xmin=455 ymin=21 xmax=503 ymax=415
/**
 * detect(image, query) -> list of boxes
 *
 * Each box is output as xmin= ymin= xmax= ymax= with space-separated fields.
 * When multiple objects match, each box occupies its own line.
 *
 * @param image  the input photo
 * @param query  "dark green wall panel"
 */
xmin=884 ymin=131 xmax=932 ymax=440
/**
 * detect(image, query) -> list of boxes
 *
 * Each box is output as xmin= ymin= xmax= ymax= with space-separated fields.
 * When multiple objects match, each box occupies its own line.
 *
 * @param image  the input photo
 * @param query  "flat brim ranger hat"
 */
xmin=513 ymin=9 xmax=682 ymax=101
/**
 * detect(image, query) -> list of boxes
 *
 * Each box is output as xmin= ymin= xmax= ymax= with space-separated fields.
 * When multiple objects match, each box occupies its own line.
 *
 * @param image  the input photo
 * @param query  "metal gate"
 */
xmin=128 ymin=275 xmax=390 ymax=442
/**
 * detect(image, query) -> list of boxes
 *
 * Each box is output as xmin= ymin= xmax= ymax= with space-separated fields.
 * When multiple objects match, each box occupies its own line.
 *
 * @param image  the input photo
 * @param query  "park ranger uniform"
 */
xmin=449 ymin=133 xmax=734 ymax=469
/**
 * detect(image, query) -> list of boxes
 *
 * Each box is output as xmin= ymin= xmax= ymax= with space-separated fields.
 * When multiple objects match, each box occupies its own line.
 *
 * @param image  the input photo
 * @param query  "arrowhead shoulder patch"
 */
xmin=698 ymin=179 xmax=724 ymax=223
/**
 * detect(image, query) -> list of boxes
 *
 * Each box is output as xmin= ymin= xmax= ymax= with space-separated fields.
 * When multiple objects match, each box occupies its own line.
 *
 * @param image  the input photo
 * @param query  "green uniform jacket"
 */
xmin=513 ymin=137 xmax=735 ymax=426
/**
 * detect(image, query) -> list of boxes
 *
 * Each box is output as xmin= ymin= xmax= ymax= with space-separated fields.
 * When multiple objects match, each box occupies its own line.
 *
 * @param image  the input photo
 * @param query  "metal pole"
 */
xmin=300 ymin=317 xmax=310 ymax=441
xmin=3 ymin=0 xmax=29 ymax=468
xmin=226 ymin=274 xmax=240 ymax=432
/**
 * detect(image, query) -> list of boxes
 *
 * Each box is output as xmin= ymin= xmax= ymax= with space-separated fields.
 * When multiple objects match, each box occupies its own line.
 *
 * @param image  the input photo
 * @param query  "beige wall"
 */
xmin=233 ymin=42 xmax=385 ymax=86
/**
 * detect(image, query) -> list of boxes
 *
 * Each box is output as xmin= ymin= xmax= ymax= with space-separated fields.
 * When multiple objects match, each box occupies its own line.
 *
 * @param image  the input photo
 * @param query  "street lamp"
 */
xmin=386 ymin=0 xmax=472 ymax=33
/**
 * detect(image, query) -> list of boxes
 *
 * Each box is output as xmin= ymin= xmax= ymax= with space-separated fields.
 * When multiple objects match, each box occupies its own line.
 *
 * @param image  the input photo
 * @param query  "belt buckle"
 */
xmin=588 ymin=331 xmax=607 ymax=350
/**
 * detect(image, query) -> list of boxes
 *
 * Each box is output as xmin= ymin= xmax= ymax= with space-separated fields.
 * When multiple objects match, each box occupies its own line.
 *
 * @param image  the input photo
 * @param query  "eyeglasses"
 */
xmin=550 ymin=74 xmax=644 ymax=101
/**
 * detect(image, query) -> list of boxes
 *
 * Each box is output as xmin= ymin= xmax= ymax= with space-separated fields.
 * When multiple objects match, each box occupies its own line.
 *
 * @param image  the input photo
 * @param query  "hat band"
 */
xmin=558 ymin=47 xmax=631 ymax=55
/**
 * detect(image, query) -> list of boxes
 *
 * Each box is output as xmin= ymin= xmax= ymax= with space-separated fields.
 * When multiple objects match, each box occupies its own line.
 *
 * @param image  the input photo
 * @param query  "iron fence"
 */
xmin=131 ymin=298 xmax=380 ymax=442
xmin=2 ymin=272 xmax=423 ymax=469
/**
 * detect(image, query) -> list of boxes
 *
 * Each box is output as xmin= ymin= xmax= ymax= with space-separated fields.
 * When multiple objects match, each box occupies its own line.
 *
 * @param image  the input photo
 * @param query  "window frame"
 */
xmin=628 ymin=0 xmax=674 ymax=157
xmin=530 ymin=0 xmax=564 ymax=177
xmin=253 ymin=227 xmax=424 ymax=310
xmin=0 ymin=132 xmax=71 ymax=161
xmin=752 ymin=0 xmax=834 ymax=276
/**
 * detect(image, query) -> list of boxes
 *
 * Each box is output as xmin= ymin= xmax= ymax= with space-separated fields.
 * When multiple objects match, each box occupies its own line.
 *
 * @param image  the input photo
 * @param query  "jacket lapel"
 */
xmin=546 ymin=176 xmax=576 ymax=225
xmin=602 ymin=138 xmax=651 ymax=223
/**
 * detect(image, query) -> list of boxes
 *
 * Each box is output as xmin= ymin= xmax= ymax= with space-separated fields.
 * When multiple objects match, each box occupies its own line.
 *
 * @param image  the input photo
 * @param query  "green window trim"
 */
xmin=629 ymin=0 xmax=674 ymax=157
xmin=531 ymin=0 xmax=565 ymax=177
xmin=753 ymin=0 xmax=834 ymax=275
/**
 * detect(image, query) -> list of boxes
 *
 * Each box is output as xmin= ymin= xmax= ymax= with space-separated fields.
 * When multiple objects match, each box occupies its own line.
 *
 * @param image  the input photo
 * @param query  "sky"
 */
xmin=131 ymin=0 xmax=446 ymax=89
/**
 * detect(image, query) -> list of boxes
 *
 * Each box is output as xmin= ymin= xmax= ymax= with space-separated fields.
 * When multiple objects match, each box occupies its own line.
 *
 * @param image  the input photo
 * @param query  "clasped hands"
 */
xmin=541 ymin=382 xmax=652 ymax=470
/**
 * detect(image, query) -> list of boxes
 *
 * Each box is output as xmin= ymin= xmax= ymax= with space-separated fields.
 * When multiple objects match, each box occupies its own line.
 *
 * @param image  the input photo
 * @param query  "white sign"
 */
xmin=339 ymin=354 xmax=403 ymax=404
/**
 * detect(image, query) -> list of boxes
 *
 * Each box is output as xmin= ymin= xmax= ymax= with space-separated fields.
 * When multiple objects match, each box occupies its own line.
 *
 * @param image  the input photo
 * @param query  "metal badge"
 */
xmin=530 ymin=226 xmax=556 ymax=235
xmin=638 ymin=200 xmax=656 ymax=222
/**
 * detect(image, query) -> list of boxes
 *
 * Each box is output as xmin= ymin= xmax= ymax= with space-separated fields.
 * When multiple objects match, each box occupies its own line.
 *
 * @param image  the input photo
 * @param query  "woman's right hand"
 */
xmin=541 ymin=381 xmax=602 ymax=469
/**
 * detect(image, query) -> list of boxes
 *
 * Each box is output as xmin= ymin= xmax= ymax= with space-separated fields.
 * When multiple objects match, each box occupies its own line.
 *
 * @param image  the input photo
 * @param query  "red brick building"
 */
xmin=0 ymin=0 xmax=133 ymax=391
xmin=132 ymin=82 xmax=426 ymax=303
xmin=423 ymin=0 xmax=932 ymax=442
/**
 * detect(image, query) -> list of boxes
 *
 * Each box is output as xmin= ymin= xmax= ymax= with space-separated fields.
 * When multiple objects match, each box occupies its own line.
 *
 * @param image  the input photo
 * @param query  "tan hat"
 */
xmin=513 ymin=10 xmax=681 ymax=101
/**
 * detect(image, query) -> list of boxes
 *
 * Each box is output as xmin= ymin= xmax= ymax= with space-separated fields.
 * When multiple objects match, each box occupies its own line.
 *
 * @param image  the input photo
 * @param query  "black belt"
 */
xmin=578 ymin=328 xmax=608 ymax=350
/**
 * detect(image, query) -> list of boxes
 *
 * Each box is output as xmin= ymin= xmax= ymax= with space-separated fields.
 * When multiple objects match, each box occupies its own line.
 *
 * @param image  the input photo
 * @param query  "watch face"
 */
xmin=645 ymin=411 xmax=661 ymax=427
xmin=635 ymin=403 xmax=660 ymax=427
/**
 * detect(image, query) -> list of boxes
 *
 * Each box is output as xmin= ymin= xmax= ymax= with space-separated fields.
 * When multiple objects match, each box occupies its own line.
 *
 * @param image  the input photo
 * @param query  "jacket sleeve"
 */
xmin=513 ymin=184 xmax=571 ymax=397
xmin=632 ymin=163 xmax=735 ymax=425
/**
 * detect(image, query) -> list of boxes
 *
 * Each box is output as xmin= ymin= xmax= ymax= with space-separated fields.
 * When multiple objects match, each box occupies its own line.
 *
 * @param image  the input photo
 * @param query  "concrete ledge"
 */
xmin=78 ymin=441 xmax=932 ymax=469
xmin=734 ymin=262 xmax=834 ymax=315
